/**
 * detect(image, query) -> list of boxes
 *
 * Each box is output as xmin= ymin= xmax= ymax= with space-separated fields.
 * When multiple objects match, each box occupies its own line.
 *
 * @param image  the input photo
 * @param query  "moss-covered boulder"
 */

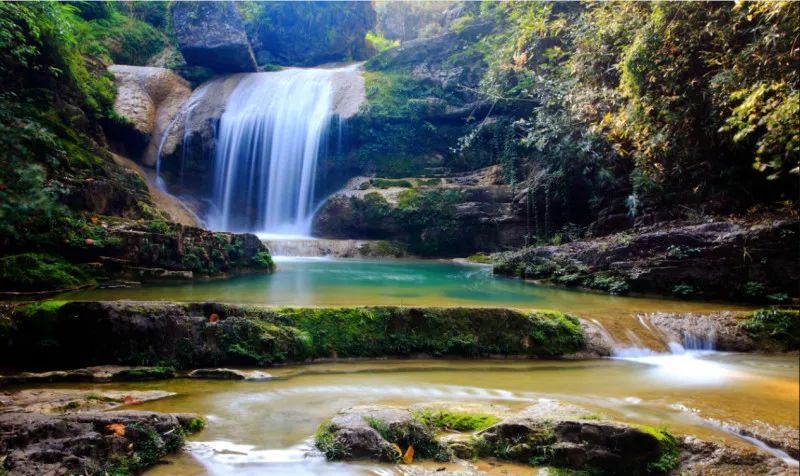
xmin=0 ymin=410 xmax=204 ymax=475
xmin=0 ymin=302 xmax=586 ymax=370
xmin=314 ymin=404 xmax=679 ymax=474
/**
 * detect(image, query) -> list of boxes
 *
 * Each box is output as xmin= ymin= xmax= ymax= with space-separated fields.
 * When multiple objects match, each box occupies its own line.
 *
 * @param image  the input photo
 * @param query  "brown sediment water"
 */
xmin=13 ymin=355 xmax=795 ymax=475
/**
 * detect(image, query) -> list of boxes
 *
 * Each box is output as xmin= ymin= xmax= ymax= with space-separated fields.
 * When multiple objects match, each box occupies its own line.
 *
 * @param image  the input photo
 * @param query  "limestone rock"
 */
xmin=171 ymin=2 xmax=257 ymax=73
xmin=107 ymin=65 xmax=191 ymax=166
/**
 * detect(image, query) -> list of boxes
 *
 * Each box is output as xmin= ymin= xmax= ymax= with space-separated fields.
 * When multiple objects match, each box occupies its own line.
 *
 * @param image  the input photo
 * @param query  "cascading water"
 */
xmin=206 ymin=68 xmax=341 ymax=235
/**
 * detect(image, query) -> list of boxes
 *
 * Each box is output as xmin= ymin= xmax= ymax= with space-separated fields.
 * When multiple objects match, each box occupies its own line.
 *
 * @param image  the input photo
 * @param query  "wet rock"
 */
xmin=188 ymin=368 xmax=273 ymax=381
xmin=494 ymin=217 xmax=800 ymax=302
xmin=646 ymin=311 xmax=756 ymax=352
xmin=317 ymin=405 xmax=441 ymax=462
xmin=312 ymin=167 xmax=528 ymax=256
xmin=107 ymin=65 xmax=191 ymax=165
xmin=171 ymin=2 xmax=257 ymax=73
xmin=0 ymin=410 xmax=202 ymax=475
xmin=0 ymin=389 xmax=175 ymax=414
xmin=0 ymin=366 xmax=175 ymax=386
xmin=679 ymin=436 xmax=796 ymax=475
xmin=477 ymin=417 xmax=669 ymax=474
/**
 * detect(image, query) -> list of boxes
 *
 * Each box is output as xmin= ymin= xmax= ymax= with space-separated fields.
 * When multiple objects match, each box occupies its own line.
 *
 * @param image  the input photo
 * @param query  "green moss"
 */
xmin=184 ymin=417 xmax=206 ymax=434
xmin=0 ymin=253 xmax=92 ymax=292
xmin=635 ymin=425 xmax=680 ymax=473
xmin=412 ymin=408 xmax=500 ymax=431
xmin=110 ymin=366 xmax=176 ymax=381
xmin=466 ymin=253 xmax=493 ymax=264
xmin=17 ymin=300 xmax=68 ymax=318
xmin=314 ymin=420 xmax=349 ymax=460
xmin=526 ymin=311 xmax=585 ymax=356
xmin=369 ymin=178 xmax=414 ymax=189
xmin=739 ymin=308 xmax=800 ymax=351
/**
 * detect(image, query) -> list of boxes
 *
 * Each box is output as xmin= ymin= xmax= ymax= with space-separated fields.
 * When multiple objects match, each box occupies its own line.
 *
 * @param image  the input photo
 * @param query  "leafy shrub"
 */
xmin=740 ymin=308 xmax=800 ymax=351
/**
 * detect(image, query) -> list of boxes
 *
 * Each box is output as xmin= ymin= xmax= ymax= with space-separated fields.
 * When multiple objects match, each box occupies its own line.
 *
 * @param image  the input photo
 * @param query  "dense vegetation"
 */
xmin=358 ymin=1 xmax=798 ymax=242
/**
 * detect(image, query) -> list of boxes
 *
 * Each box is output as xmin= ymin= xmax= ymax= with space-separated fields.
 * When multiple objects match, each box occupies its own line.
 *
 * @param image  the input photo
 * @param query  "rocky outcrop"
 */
xmin=645 ymin=311 xmax=756 ymax=352
xmin=0 ymin=302 xmax=585 ymax=370
xmin=494 ymin=217 xmax=800 ymax=302
xmin=0 ymin=366 xmax=175 ymax=386
xmin=312 ymin=168 xmax=528 ymax=256
xmin=0 ymin=410 xmax=203 ymax=475
xmin=263 ymin=238 xmax=408 ymax=258
xmin=245 ymin=2 xmax=376 ymax=66
xmin=0 ymin=388 xmax=175 ymax=414
xmin=187 ymin=368 xmax=273 ymax=381
xmin=315 ymin=404 xmax=675 ymax=474
xmin=106 ymin=65 xmax=191 ymax=166
xmin=171 ymin=2 xmax=257 ymax=73
xmin=366 ymin=20 xmax=492 ymax=104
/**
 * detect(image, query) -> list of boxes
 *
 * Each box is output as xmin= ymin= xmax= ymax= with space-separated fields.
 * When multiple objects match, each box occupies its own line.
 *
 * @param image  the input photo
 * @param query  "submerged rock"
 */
xmin=188 ymin=368 xmax=273 ymax=381
xmin=0 ymin=410 xmax=203 ymax=475
xmin=171 ymin=2 xmax=257 ymax=73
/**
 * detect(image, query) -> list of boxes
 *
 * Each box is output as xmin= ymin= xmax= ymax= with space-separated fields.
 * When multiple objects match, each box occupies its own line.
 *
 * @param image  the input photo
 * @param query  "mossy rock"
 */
xmin=0 ymin=254 xmax=93 ymax=292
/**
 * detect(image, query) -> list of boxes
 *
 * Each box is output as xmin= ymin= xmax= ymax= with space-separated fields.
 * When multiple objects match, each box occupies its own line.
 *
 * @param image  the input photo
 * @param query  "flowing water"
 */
xmin=20 ymin=356 xmax=796 ymax=475
xmin=206 ymin=68 xmax=347 ymax=234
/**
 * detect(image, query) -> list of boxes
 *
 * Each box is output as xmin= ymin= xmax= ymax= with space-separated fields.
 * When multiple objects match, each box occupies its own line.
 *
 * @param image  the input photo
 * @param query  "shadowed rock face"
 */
xmin=171 ymin=2 xmax=257 ymax=73
xmin=494 ymin=217 xmax=800 ymax=302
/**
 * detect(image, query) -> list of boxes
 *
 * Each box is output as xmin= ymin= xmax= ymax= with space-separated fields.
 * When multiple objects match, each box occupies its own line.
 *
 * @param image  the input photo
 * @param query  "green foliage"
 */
xmin=0 ymin=254 xmax=92 ymax=292
xmin=740 ymin=308 xmax=800 ymax=351
xmin=185 ymin=417 xmax=206 ymax=433
xmin=635 ymin=425 xmax=680 ymax=473
xmin=251 ymin=251 xmax=275 ymax=271
xmin=214 ymin=316 xmax=312 ymax=366
xmin=367 ymin=178 xmax=414 ymax=189
xmin=588 ymin=274 xmax=629 ymax=295
xmin=363 ymin=415 xmax=449 ymax=461
xmin=365 ymin=31 xmax=399 ymax=53
xmin=412 ymin=408 xmax=500 ymax=431
xmin=314 ymin=420 xmax=349 ymax=460
xmin=671 ymin=283 xmax=695 ymax=297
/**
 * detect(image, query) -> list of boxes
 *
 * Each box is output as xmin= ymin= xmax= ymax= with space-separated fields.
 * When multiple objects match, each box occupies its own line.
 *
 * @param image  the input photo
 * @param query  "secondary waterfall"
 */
xmin=207 ymin=68 xmax=338 ymax=235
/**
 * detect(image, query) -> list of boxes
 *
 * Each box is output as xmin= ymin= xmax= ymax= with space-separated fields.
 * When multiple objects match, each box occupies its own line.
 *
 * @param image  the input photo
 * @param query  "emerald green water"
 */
xmin=60 ymin=258 xmax=748 ymax=320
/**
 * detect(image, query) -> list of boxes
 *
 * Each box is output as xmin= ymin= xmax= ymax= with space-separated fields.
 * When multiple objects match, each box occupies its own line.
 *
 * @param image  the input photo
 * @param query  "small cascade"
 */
xmin=207 ymin=66 xmax=358 ymax=235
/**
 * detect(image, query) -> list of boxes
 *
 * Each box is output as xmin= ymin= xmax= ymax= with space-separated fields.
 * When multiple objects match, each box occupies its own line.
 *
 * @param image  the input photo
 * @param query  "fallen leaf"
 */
xmin=403 ymin=445 xmax=414 ymax=464
xmin=105 ymin=423 xmax=125 ymax=437
xmin=85 ymin=238 xmax=94 ymax=246
xmin=121 ymin=395 xmax=143 ymax=405
xmin=390 ymin=443 xmax=402 ymax=459
xmin=208 ymin=313 xmax=219 ymax=323
xmin=90 ymin=216 xmax=98 ymax=224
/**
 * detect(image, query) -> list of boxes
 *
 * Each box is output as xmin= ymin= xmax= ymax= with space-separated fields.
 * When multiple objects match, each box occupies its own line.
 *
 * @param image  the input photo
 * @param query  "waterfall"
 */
xmin=207 ymin=68 xmax=339 ymax=235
